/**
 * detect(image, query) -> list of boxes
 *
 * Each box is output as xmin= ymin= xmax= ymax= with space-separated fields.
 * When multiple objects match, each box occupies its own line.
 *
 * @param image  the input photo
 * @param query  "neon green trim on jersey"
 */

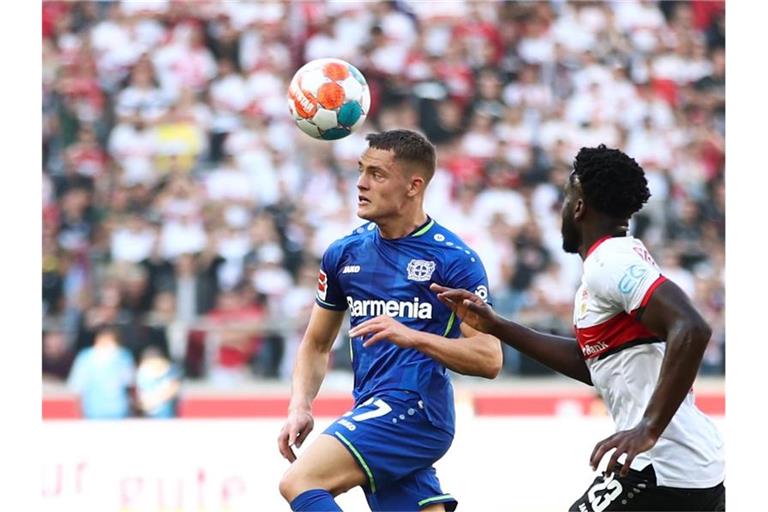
xmin=410 ymin=219 xmax=435 ymax=237
xmin=442 ymin=312 xmax=456 ymax=337
xmin=334 ymin=432 xmax=376 ymax=492
xmin=418 ymin=494 xmax=454 ymax=507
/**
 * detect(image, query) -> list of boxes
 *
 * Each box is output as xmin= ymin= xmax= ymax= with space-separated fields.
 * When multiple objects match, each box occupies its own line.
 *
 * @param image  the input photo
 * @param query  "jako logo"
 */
xmin=342 ymin=265 xmax=361 ymax=274
xmin=347 ymin=297 xmax=433 ymax=319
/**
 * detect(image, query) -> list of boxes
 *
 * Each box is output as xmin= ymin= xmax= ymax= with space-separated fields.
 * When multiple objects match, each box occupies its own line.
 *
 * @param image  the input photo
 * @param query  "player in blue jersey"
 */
xmin=277 ymin=129 xmax=502 ymax=512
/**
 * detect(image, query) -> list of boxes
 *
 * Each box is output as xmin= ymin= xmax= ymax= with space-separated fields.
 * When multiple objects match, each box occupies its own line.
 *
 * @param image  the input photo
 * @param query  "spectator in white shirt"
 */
xmin=111 ymin=213 xmax=157 ymax=263
xmin=209 ymin=58 xmax=249 ymax=162
xmin=205 ymin=154 xmax=257 ymax=205
xmin=115 ymin=57 xmax=169 ymax=123
xmin=160 ymin=213 xmax=207 ymax=260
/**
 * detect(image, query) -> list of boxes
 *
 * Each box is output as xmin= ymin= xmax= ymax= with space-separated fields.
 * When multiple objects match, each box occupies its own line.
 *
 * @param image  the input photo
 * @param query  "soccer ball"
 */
xmin=287 ymin=58 xmax=370 ymax=140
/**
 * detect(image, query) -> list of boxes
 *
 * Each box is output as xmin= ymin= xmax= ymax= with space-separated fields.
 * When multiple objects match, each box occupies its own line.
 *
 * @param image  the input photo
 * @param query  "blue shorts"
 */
xmin=323 ymin=390 xmax=457 ymax=511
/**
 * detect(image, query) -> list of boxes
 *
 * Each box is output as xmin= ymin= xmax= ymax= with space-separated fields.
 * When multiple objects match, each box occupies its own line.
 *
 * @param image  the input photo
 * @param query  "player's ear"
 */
xmin=566 ymin=173 xmax=587 ymax=222
xmin=571 ymin=180 xmax=586 ymax=222
xmin=407 ymin=174 xmax=426 ymax=197
xmin=573 ymin=197 xmax=585 ymax=221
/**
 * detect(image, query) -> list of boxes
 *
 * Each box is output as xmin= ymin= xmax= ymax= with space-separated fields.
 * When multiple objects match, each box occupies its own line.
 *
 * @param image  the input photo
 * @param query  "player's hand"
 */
xmin=590 ymin=421 xmax=660 ymax=477
xmin=430 ymin=284 xmax=498 ymax=334
xmin=349 ymin=316 xmax=418 ymax=349
xmin=277 ymin=408 xmax=315 ymax=463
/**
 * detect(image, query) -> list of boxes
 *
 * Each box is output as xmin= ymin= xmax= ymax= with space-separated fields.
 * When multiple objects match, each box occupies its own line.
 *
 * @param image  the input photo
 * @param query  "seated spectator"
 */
xmin=110 ymin=213 xmax=158 ymax=263
xmin=64 ymin=125 xmax=107 ymax=178
xmin=42 ymin=330 xmax=75 ymax=382
xmin=204 ymin=286 xmax=266 ymax=387
xmin=144 ymin=291 xmax=191 ymax=367
xmin=114 ymin=57 xmax=169 ymax=123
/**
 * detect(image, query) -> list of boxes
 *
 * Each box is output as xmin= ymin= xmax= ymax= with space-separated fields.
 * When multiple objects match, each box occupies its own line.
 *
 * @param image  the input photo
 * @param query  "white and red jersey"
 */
xmin=574 ymin=235 xmax=724 ymax=488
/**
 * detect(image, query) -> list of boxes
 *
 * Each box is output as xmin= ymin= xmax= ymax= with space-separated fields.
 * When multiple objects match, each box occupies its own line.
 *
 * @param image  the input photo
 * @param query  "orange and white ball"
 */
xmin=287 ymin=58 xmax=370 ymax=140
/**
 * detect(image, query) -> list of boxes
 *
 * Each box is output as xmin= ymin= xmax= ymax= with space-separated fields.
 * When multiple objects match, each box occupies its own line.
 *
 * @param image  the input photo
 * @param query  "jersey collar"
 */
xmin=409 ymin=217 xmax=434 ymax=237
xmin=376 ymin=216 xmax=434 ymax=241
xmin=585 ymin=235 xmax=613 ymax=258
xmin=586 ymin=232 xmax=630 ymax=258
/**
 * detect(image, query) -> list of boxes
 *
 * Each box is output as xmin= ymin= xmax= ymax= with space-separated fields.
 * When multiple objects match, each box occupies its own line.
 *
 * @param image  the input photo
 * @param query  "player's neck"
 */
xmin=377 ymin=210 xmax=429 ymax=239
xmin=579 ymin=221 xmax=628 ymax=260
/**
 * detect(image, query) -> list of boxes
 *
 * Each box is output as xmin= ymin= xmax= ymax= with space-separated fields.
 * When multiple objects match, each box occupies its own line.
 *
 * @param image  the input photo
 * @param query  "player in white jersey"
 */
xmin=432 ymin=144 xmax=725 ymax=511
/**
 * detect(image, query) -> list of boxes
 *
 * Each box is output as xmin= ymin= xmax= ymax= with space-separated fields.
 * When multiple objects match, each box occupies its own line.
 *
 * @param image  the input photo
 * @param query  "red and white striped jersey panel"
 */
xmin=573 ymin=236 xmax=665 ymax=360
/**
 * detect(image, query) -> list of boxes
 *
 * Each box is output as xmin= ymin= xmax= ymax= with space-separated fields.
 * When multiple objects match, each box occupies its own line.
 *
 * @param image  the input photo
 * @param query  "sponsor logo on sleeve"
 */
xmin=618 ymin=264 xmax=648 ymax=294
xmin=474 ymin=285 xmax=489 ymax=302
xmin=317 ymin=269 xmax=328 ymax=300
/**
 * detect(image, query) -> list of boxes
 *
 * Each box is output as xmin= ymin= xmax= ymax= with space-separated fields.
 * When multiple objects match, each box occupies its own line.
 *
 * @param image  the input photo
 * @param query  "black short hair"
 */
xmin=94 ymin=324 xmax=121 ymax=341
xmin=366 ymin=129 xmax=436 ymax=182
xmin=573 ymin=144 xmax=651 ymax=218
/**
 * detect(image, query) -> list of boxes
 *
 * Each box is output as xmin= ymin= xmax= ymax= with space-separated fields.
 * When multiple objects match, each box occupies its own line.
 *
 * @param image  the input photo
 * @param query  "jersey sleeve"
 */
xmin=586 ymin=247 xmax=666 ymax=317
xmin=442 ymin=249 xmax=492 ymax=306
xmin=315 ymin=241 xmax=347 ymax=311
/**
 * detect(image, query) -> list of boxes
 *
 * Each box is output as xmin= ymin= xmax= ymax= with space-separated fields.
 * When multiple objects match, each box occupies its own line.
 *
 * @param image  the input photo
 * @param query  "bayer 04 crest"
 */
xmin=407 ymin=259 xmax=436 ymax=282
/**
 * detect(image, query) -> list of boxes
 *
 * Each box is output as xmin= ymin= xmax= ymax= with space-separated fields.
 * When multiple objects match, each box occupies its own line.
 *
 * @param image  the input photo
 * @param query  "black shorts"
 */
xmin=569 ymin=463 xmax=725 ymax=511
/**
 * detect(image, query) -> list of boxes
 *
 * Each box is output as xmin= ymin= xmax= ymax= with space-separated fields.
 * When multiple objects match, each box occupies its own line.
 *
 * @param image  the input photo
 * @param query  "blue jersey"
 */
xmin=315 ymin=217 xmax=491 ymax=435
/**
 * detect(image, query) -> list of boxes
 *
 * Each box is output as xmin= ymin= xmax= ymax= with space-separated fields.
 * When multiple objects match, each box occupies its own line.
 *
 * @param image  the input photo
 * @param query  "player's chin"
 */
xmin=562 ymin=234 xmax=580 ymax=254
xmin=357 ymin=202 xmax=374 ymax=220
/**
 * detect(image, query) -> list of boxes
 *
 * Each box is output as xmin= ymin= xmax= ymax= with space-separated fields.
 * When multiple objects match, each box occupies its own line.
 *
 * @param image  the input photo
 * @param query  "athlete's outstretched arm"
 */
xmin=589 ymin=279 xmax=712 ymax=476
xmin=349 ymin=317 xmax=503 ymax=379
xmin=277 ymin=304 xmax=346 ymax=462
xmin=430 ymin=284 xmax=592 ymax=385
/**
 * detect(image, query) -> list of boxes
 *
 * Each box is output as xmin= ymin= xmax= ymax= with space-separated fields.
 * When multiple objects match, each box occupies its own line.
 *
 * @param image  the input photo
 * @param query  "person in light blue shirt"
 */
xmin=136 ymin=346 xmax=181 ymax=419
xmin=277 ymin=130 xmax=503 ymax=512
xmin=68 ymin=325 xmax=135 ymax=419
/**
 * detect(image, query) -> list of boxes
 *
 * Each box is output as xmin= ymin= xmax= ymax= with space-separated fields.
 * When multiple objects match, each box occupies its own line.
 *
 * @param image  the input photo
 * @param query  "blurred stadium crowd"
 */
xmin=42 ymin=0 xmax=725 ymax=397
